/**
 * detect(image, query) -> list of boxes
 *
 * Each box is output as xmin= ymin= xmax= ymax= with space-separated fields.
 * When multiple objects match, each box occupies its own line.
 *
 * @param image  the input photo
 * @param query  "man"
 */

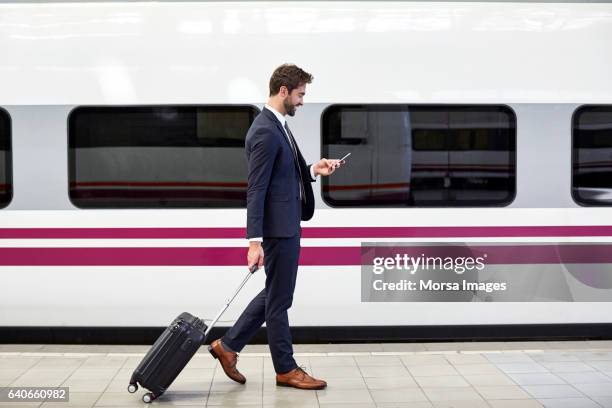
xmin=208 ymin=64 xmax=342 ymax=390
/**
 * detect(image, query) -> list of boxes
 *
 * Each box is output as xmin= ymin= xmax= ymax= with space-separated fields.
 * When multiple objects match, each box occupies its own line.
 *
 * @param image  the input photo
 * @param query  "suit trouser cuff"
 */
xmin=221 ymin=338 xmax=239 ymax=354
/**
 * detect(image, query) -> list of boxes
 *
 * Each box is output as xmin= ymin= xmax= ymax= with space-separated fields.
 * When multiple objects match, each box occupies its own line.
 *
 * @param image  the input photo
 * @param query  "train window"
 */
xmin=68 ymin=105 xmax=259 ymax=208
xmin=322 ymin=105 xmax=516 ymax=207
xmin=572 ymin=106 xmax=612 ymax=206
xmin=0 ymin=108 xmax=11 ymax=209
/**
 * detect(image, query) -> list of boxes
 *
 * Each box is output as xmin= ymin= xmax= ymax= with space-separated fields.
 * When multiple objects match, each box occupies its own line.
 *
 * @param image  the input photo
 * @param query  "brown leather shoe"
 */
xmin=208 ymin=339 xmax=246 ymax=384
xmin=276 ymin=367 xmax=327 ymax=390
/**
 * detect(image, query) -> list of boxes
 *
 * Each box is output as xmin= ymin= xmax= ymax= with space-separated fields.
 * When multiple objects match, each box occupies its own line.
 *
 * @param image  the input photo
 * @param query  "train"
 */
xmin=1 ymin=0 xmax=612 ymax=339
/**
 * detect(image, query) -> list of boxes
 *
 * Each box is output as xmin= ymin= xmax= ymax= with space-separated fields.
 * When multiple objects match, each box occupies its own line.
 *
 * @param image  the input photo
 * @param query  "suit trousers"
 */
xmin=222 ymin=232 xmax=300 ymax=374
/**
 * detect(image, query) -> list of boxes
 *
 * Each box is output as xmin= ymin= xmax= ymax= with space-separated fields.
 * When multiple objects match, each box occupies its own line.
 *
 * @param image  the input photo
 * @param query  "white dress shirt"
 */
xmin=250 ymin=105 xmax=317 ymax=242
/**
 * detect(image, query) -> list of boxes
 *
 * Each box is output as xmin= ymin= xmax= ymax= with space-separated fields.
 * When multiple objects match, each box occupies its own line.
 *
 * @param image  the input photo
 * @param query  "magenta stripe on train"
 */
xmin=2 ymin=226 xmax=612 ymax=239
xmin=0 ymin=245 xmax=611 ymax=266
xmin=0 ymin=247 xmax=357 ymax=266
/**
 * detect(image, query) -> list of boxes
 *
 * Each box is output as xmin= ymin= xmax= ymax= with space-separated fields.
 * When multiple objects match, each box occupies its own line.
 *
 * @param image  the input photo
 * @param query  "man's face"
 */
xmin=282 ymin=84 xmax=306 ymax=117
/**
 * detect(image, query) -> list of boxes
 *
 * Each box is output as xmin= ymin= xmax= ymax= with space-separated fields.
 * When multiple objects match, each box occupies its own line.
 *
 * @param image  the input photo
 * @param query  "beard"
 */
xmin=283 ymin=98 xmax=297 ymax=117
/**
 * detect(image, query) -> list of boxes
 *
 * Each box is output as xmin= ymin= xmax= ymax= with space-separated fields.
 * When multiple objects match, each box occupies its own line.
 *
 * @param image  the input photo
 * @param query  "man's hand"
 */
xmin=248 ymin=241 xmax=264 ymax=271
xmin=313 ymin=158 xmax=344 ymax=177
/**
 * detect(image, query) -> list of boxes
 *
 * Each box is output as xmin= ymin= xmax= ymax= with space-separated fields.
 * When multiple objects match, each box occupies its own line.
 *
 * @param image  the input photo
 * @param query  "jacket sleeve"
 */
xmin=246 ymin=127 xmax=279 ymax=239
xmin=297 ymin=146 xmax=315 ymax=183
xmin=307 ymin=163 xmax=316 ymax=182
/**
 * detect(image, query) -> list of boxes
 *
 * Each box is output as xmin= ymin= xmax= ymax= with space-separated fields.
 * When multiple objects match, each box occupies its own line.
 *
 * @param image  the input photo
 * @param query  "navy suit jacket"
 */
xmin=245 ymin=108 xmax=315 ymax=239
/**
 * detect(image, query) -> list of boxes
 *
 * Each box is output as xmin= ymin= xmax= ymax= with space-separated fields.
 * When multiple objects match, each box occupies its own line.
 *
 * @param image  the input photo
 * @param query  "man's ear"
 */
xmin=279 ymin=85 xmax=288 ymax=97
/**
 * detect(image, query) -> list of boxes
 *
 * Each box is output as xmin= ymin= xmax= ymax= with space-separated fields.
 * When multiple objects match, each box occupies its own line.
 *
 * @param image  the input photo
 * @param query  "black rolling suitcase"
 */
xmin=127 ymin=266 xmax=257 ymax=403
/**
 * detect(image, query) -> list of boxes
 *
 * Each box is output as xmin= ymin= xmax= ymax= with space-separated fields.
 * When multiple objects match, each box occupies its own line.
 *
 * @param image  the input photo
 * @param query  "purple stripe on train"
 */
xmin=0 ymin=244 xmax=610 ymax=266
xmin=2 ymin=225 xmax=612 ymax=239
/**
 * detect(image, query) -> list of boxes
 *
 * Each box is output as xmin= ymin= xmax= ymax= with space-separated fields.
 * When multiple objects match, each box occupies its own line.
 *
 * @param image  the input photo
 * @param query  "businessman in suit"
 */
xmin=208 ymin=64 xmax=342 ymax=390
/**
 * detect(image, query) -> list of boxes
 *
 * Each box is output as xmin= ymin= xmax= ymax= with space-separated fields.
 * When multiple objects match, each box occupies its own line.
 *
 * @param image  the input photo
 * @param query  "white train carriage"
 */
xmin=1 ymin=1 xmax=612 ymax=340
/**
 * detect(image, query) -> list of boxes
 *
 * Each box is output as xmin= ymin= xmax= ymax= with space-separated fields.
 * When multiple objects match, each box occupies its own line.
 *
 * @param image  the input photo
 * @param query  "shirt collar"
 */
xmin=264 ymin=104 xmax=286 ymax=127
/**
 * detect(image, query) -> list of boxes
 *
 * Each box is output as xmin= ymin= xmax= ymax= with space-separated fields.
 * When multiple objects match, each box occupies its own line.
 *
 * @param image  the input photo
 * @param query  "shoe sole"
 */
xmin=208 ymin=343 xmax=246 ymax=385
xmin=276 ymin=381 xmax=326 ymax=390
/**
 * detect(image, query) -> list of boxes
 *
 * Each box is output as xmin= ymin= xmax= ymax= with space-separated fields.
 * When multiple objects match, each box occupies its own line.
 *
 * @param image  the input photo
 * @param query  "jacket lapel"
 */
xmin=262 ymin=108 xmax=290 ymax=147
xmin=262 ymin=107 xmax=301 ymax=169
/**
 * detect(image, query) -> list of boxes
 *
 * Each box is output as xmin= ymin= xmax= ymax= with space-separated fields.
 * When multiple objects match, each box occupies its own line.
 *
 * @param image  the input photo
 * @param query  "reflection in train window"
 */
xmin=0 ymin=108 xmax=12 ymax=209
xmin=322 ymin=105 xmax=516 ymax=207
xmin=573 ymin=106 xmax=612 ymax=206
xmin=68 ymin=106 xmax=259 ymax=208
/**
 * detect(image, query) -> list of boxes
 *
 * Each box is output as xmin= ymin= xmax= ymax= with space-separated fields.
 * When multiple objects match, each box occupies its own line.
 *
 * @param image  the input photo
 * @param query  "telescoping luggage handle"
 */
xmin=204 ymin=264 xmax=259 ymax=337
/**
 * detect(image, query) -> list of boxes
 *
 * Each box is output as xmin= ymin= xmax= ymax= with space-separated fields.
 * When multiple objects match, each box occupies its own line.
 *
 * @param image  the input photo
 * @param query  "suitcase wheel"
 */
xmin=142 ymin=392 xmax=156 ymax=403
xmin=127 ymin=383 xmax=138 ymax=393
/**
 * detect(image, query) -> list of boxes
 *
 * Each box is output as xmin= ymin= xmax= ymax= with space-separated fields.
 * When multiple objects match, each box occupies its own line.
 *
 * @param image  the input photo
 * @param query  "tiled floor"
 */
xmin=1 ymin=341 xmax=612 ymax=407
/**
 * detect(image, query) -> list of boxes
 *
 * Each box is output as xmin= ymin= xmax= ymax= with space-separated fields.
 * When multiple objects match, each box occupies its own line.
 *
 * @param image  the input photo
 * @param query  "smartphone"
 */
xmin=339 ymin=152 xmax=351 ymax=162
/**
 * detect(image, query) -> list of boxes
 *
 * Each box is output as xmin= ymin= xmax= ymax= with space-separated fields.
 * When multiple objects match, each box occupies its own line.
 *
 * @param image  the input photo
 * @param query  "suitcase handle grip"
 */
xmin=249 ymin=265 xmax=258 ymax=274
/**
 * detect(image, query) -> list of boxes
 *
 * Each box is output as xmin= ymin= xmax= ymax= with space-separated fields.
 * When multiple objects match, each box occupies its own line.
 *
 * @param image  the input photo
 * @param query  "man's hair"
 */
xmin=269 ymin=64 xmax=313 ymax=96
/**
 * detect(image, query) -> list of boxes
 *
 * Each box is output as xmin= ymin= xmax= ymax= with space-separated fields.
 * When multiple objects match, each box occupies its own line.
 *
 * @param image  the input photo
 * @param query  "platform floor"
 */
xmin=1 ymin=341 xmax=612 ymax=407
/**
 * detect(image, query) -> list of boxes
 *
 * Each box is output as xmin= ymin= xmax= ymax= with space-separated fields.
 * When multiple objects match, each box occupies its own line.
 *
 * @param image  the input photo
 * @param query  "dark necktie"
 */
xmin=284 ymin=122 xmax=306 ymax=204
